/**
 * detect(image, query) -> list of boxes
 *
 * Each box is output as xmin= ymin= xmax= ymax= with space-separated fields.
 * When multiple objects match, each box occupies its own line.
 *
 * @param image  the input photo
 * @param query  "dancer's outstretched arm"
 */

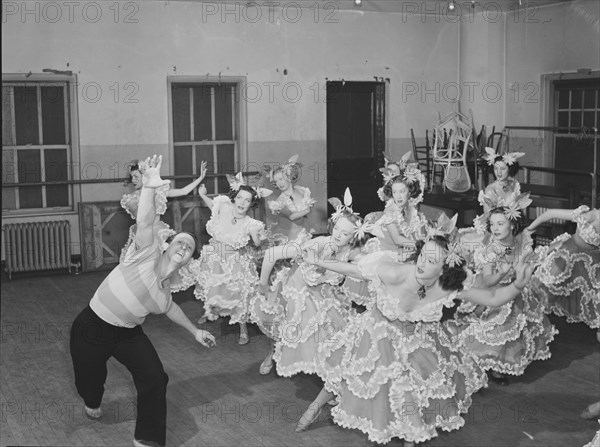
xmin=304 ymin=250 xmax=363 ymax=280
xmin=386 ymin=223 xmax=415 ymax=248
xmin=459 ymin=256 xmax=533 ymax=307
xmin=526 ymin=208 xmax=574 ymax=232
xmin=198 ymin=184 xmax=214 ymax=209
xmin=165 ymin=302 xmax=216 ymax=348
xmin=279 ymin=207 xmax=311 ymax=222
xmin=167 ymin=161 xmax=207 ymax=197
xmin=480 ymin=262 xmax=513 ymax=288
xmin=259 ymin=244 xmax=303 ymax=286
xmin=137 ymin=155 xmax=170 ymax=248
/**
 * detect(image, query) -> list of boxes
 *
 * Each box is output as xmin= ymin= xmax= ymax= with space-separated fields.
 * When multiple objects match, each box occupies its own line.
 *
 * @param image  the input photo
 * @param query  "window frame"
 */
xmin=167 ymin=76 xmax=247 ymax=195
xmin=2 ymin=73 xmax=80 ymax=216
xmin=540 ymin=71 xmax=600 ymax=187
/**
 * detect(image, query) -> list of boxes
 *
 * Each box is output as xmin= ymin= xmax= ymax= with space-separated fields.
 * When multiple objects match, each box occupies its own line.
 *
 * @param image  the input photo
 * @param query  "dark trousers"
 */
xmin=70 ymin=306 xmax=169 ymax=446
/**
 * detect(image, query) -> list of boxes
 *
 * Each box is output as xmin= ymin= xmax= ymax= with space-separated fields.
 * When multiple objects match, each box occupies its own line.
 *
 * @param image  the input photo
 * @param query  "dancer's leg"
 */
xmin=296 ymin=387 xmax=334 ymax=432
xmin=239 ymin=322 xmax=249 ymax=345
xmin=113 ymin=327 xmax=168 ymax=447
xmin=259 ymin=340 xmax=275 ymax=375
xmin=69 ymin=306 xmax=116 ymax=414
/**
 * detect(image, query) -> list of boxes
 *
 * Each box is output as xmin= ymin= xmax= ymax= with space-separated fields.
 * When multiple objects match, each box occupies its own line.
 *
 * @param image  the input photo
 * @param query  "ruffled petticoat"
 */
xmin=528 ymin=234 xmax=600 ymax=329
xmin=447 ymin=288 xmax=558 ymax=375
xmin=315 ymin=306 xmax=488 ymax=444
xmin=183 ymin=240 xmax=259 ymax=325
xmin=250 ymin=262 xmax=354 ymax=377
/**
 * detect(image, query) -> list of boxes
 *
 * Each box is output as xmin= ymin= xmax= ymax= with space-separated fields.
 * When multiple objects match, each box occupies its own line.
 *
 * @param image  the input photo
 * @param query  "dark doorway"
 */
xmin=326 ymin=81 xmax=386 ymax=216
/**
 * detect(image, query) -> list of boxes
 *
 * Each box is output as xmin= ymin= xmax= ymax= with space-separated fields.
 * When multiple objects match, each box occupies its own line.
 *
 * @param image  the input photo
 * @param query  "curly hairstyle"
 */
xmin=382 ymin=175 xmax=422 ymax=201
xmin=489 ymin=155 xmax=520 ymax=178
xmin=326 ymin=210 xmax=368 ymax=248
xmin=272 ymin=164 xmax=300 ymax=184
xmin=486 ymin=207 xmax=527 ymax=235
xmin=228 ymin=185 xmax=259 ymax=208
xmin=406 ymin=236 xmax=467 ymax=292
xmin=123 ymin=160 xmax=140 ymax=186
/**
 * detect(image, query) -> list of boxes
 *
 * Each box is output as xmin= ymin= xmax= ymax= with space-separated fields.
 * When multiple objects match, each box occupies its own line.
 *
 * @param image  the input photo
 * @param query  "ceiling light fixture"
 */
xmin=354 ymin=0 xmax=362 ymax=7
xmin=449 ymin=0 xmax=456 ymax=11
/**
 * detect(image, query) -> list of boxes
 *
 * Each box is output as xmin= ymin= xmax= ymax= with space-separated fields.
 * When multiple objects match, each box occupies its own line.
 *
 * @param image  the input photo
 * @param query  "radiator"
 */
xmin=3 ymin=221 xmax=72 ymax=279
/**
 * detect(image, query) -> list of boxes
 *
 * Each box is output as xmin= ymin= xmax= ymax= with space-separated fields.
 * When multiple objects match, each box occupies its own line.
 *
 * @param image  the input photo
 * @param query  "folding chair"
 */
xmin=410 ymin=128 xmax=432 ymax=191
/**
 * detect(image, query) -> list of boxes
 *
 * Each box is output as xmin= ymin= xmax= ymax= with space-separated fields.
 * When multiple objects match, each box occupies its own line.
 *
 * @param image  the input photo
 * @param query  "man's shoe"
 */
xmin=84 ymin=405 xmax=102 ymax=420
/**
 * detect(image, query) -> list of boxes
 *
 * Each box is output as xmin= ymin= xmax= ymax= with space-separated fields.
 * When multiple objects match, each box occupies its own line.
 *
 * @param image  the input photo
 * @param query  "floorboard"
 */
xmin=1 ymin=270 xmax=598 ymax=447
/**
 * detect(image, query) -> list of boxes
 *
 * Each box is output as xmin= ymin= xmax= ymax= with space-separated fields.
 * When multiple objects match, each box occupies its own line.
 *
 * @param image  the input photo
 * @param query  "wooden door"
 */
xmin=326 ymin=81 xmax=385 ymax=216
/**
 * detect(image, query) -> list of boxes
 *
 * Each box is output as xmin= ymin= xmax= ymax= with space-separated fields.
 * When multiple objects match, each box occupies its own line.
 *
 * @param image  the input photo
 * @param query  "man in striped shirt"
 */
xmin=70 ymin=155 xmax=215 ymax=447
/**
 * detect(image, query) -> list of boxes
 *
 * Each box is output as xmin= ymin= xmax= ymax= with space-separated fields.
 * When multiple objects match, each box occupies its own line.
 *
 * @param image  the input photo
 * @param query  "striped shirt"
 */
xmin=90 ymin=239 xmax=173 ymax=328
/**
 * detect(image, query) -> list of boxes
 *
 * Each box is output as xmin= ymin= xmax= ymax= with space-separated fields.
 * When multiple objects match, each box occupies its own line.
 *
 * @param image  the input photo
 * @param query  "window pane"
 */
xmin=45 ymin=148 xmax=69 ymax=207
xmin=174 ymin=145 xmax=193 ymax=189
xmin=193 ymin=86 xmax=212 ymax=141
xmin=557 ymin=89 xmax=569 ymax=109
xmin=14 ymin=86 xmax=39 ymax=145
xmin=195 ymin=145 xmax=214 ymax=169
xmin=571 ymin=90 xmax=582 ymax=109
xmin=18 ymin=149 xmax=41 ymax=182
xmin=557 ymin=111 xmax=569 ymax=132
xmin=583 ymin=89 xmax=597 ymax=109
xmin=41 ymin=86 xmax=66 ymax=144
xmin=570 ymin=111 xmax=581 ymax=129
xmin=17 ymin=149 xmax=43 ymax=208
xmin=2 ymin=149 xmax=16 ymax=209
xmin=215 ymin=85 xmax=234 ymax=141
xmin=216 ymin=144 xmax=235 ymax=193
xmin=19 ymin=186 xmax=43 ymax=208
xmin=172 ymin=87 xmax=191 ymax=142
xmin=583 ymin=111 xmax=596 ymax=128
xmin=2 ymin=87 xmax=14 ymax=145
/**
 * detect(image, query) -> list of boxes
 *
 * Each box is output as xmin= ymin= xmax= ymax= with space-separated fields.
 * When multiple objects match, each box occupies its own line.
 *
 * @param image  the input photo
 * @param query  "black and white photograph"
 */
xmin=1 ymin=1 xmax=599 ymax=446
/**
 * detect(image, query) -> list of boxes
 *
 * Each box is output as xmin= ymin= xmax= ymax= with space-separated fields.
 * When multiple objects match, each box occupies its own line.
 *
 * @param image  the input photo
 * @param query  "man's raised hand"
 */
xmin=141 ymin=155 xmax=170 ymax=189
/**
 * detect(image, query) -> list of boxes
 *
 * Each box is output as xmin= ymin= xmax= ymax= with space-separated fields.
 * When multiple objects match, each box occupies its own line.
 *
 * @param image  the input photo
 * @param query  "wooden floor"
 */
xmin=1 ymin=270 xmax=599 ymax=447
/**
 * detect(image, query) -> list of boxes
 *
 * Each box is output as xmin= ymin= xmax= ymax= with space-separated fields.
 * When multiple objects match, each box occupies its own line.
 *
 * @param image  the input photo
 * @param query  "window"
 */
xmin=2 ymin=79 xmax=74 ymax=212
xmin=169 ymin=80 xmax=243 ymax=194
xmin=555 ymin=79 xmax=598 ymax=134
xmin=553 ymin=79 xmax=599 ymax=194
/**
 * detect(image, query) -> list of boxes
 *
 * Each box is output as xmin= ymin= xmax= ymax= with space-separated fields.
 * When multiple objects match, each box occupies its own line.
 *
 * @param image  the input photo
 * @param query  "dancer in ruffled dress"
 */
xmin=526 ymin=205 xmax=600 ymax=341
xmin=120 ymin=160 xmax=207 ymax=263
xmin=375 ymin=155 xmax=402 ymax=206
xmin=343 ymin=156 xmax=428 ymax=305
xmin=265 ymin=154 xmax=316 ymax=246
xmin=295 ymin=223 xmax=535 ymax=446
xmin=182 ymin=173 xmax=271 ymax=345
xmin=363 ymin=160 xmax=428 ymax=259
xmin=251 ymin=188 xmax=367 ymax=375
xmin=450 ymin=195 xmax=557 ymax=385
xmin=478 ymin=148 xmax=524 ymax=213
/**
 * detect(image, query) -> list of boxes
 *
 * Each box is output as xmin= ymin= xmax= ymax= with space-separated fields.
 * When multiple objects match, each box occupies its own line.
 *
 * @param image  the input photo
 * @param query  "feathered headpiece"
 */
xmin=265 ymin=154 xmax=302 ymax=182
xmin=328 ymin=188 xmax=371 ymax=238
xmin=482 ymin=147 xmax=525 ymax=166
xmin=426 ymin=213 xmax=458 ymax=241
xmin=380 ymin=152 xmax=411 ymax=183
xmin=226 ymin=172 xmax=273 ymax=199
xmin=480 ymin=190 xmax=532 ymax=221
xmin=380 ymin=153 xmax=426 ymax=205
xmin=425 ymin=213 xmax=463 ymax=266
